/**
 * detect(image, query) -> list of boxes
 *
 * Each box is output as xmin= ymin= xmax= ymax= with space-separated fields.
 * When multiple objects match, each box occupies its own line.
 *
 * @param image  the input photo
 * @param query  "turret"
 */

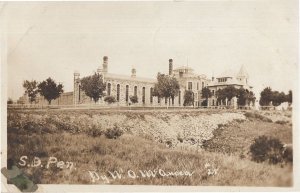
xmin=102 ymin=56 xmax=108 ymax=73
xmin=237 ymin=64 xmax=249 ymax=84
xmin=169 ymin=59 xmax=173 ymax=75
xmin=131 ymin=68 xmax=136 ymax=78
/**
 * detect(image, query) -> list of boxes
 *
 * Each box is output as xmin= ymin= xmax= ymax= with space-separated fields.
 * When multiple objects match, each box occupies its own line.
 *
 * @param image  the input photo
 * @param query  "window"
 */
xmin=78 ymin=85 xmax=81 ymax=101
xmin=126 ymin=85 xmax=129 ymax=102
xmin=107 ymin=83 xmax=111 ymax=96
xmin=179 ymin=91 xmax=181 ymax=105
xmin=117 ymin=84 xmax=120 ymax=101
xmin=212 ymin=99 xmax=215 ymax=106
xmin=179 ymin=72 xmax=183 ymax=78
xmin=172 ymin=97 xmax=174 ymax=105
xmin=158 ymin=97 xmax=160 ymax=103
xmin=212 ymin=90 xmax=215 ymax=96
xmin=202 ymin=82 xmax=204 ymax=89
xmin=134 ymin=86 xmax=137 ymax=96
xmin=150 ymin=88 xmax=153 ymax=103
xmin=188 ymin=82 xmax=192 ymax=90
xmin=165 ymin=97 xmax=167 ymax=104
xmin=142 ymin=87 xmax=145 ymax=104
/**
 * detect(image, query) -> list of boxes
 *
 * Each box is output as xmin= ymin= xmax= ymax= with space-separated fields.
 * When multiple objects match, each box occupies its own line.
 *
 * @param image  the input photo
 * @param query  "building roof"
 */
xmin=217 ymin=69 xmax=235 ymax=78
xmin=105 ymin=73 xmax=156 ymax=83
xmin=237 ymin=64 xmax=249 ymax=78
xmin=173 ymin=66 xmax=194 ymax=72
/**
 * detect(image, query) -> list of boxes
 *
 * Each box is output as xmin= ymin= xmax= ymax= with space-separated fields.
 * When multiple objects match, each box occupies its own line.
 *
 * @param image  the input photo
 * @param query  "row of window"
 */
xmin=188 ymin=82 xmax=205 ymax=90
xmin=108 ymin=83 xmax=150 ymax=104
xmin=218 ymin=78 xmax=227 ymax=83
xmin=107 ymin=83 xmax=183 ymax=105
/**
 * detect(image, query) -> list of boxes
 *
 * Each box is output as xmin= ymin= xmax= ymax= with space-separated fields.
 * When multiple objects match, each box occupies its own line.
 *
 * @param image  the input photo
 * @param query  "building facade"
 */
xmin=73 ymin=56 xmax=209 ymax=107
xmin=205 ymin=65 xmax=253 ymax=108
xmin=17 ymin=56 xmax=252 ymax=107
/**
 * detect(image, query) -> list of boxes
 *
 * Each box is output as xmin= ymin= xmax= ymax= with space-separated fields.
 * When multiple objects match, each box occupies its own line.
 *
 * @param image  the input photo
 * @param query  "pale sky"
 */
xmin=1 ymin=1 xmax=298 ymax=100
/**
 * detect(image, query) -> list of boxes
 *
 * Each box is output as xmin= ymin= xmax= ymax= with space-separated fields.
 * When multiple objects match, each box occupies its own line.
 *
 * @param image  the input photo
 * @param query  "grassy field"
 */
xmin=202 ymin=118 xmax=292 ymax=157
xmin=6 ymin=109 xmax=293 ymax=186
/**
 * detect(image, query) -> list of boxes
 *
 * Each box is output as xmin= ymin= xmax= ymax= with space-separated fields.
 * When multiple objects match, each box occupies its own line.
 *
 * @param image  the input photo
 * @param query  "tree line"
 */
xmin=259 ymin=87 xmax=292 ymax=106
xmin=18 ymin=72 xmax=292 ymax=108
xmin=22 ymin=78 xmax=64 ymax=105
xmin=200 ymin=86 xmax=256 ymax=107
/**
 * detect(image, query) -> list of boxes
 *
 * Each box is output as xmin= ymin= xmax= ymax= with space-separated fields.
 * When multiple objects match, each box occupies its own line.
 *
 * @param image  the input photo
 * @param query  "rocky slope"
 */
xmin=8 ymin=110 xmax=246 ymax=149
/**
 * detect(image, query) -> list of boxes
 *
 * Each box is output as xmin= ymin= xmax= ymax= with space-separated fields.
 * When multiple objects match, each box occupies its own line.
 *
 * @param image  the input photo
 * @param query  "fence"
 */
xmin=7 ymin=103 xmax=284 ymax=111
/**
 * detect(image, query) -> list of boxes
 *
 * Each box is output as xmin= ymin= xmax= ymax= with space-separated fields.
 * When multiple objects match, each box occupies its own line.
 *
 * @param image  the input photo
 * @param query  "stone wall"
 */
xmin=73 ymin=75 xmax=187 ymax=107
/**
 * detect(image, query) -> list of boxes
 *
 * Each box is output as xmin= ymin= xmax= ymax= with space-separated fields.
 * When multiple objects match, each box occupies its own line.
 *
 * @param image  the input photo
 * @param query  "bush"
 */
xmin=104 ymin=96 xmax=117 ymax=104
xmin=104 ymin=125 xmax=123 ymax=139
xmin=250 ymin=135 xmax=284 ymax=164
xmin=7 ymin=98 xmax=14 ymax=104
xmin=201 ymin=100 xmax=207 ymax=107
xmin=244 ymin=112 xmax=272 ymax=122
xmin=275 ymin=120 xmax=288 ymax=125
xmin=282 ymin=144 xmax=293 ymax=163
xmin=87 ymin=126 xmax=103 ymax=137
xmin=129 ymin=95 xmax=138 ymax=104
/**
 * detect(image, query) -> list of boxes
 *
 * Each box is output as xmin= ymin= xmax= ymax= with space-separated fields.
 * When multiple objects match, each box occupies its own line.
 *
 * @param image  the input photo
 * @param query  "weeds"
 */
xmin=244 ymin=112 xmax=273 ymax=122
xmin=6 ymin=109 xmax=293 ymax=186
xmin=275 ymin=120 xmax=289 ymax=125
xmin=250 ymin=135 xmax=286 ymax=164
xmin=104 ymin=125 xmax=123 ymax=139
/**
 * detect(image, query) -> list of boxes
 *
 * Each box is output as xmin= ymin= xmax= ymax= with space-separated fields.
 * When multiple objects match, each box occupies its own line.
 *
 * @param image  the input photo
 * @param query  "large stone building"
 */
xmin=73 ymin=56 xmax=209 ymax=107
xmin=18 ymin=56 xmax=252 ymax=108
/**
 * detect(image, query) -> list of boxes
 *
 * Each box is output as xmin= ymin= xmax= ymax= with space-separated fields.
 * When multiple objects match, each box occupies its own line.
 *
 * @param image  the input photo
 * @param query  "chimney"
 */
xmin=131 ymin=68 xmax=136 ymax=78
xmin=169 ymin=59 xmax=173 ymax=75
xmin=102 ymin=56 xmax=108 ymax=73
xmin=74 ymin=71 xmax=80 ymax=80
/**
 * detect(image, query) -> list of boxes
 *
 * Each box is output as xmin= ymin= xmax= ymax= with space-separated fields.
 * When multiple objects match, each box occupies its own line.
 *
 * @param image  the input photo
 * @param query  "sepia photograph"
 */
xmin=0 ymin=0 xmax=298 ymax=192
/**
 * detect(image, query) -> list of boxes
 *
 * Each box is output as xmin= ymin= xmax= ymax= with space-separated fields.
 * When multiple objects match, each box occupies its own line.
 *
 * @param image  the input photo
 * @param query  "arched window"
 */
xmin=126 ymin=85 xmax=129 ymax=102
xmin=117 ymin=84 xmax=120 ymax=101
xmin=150 ymin=88 xmax=153 ymax=103
xmin=134 ymin=86 xmax=137 ymax=96
xmin=188 ymin=82 xmax=192 ymax=90
xmin=178 ymin=91 xmax=181 ymax=105
xmin=142 ymin=87 xmax=145 ymax=104
xmin=78 ymin=85 xmax=81 ymax=101
xmin=107 ymin=83 xmax=111 ymax=96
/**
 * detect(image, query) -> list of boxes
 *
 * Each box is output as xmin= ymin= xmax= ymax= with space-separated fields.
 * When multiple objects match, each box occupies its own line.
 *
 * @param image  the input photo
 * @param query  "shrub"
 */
xmin=104 ymin=125 xmax=123 ymax=139
xmin=244 ymin=112 xmax=272 ymax=122
xmin=282 ymin=144 xmax=293 ymax=163
xmin=87 ymin=126 xmax=103 ymax=137
xmin=23 ymin=121 xmax=42 ymax=133
xmin=177 ymin=134 xmax=183 ymax=143
xmin=250 ymin=135 xmax=284 ymax=164
xmin=7 ymin=98 xmax=13 ymax=104
xmin=166 ymin=140 xmax=173 ymax=148
xmin=104 ymin=96 xmax=117 ymax=104
xmin=275 ymin=120 xmax=288 ymax=125
xmin=129 ymin=95 xmax=138 ymax=104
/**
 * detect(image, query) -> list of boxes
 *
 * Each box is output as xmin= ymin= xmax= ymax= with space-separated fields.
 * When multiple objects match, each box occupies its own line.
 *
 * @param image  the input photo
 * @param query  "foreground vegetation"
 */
xmin=7 ymin=109 xmax=293 ymax=186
